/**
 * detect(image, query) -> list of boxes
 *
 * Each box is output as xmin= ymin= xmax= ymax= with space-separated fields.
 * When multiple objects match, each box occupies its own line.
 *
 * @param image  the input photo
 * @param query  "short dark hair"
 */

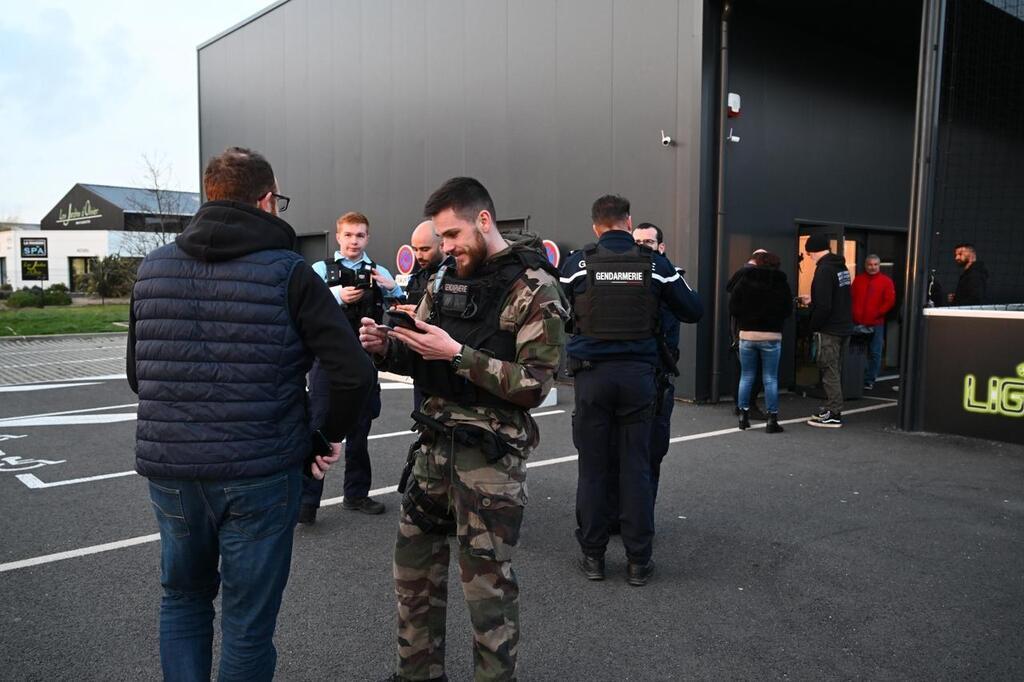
xmin=591 ymin=195 xmax=630 ymax=227
xmin=753 ymin=250 xmax=781 ymax=269
xmin=203 ymin=147 xmax=276 ymax=204
xmin=423 ymin=177 xmax=496 ymax=223
xmin=635 ymin=222 xmax=663 ymax=244
xmin=954 ymin=242 xmax=976 ymax=253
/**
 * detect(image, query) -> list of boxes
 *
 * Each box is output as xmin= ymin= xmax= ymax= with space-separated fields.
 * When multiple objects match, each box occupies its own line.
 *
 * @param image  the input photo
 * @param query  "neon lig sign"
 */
xmin=963 ymin=363 xmax=1024 ymax=417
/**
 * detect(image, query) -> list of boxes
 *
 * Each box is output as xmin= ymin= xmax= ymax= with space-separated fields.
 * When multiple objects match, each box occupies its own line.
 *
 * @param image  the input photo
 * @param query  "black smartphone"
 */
xmin=385 ymin=309 xmax=425 ymax=333
xmin=304 ymin=430 xmax=334 ymax=478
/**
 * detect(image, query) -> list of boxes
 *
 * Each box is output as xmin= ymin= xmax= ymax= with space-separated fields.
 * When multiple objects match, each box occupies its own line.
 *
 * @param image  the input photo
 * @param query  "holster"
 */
xmin=398 ymin=436 xmax=456 ymax=536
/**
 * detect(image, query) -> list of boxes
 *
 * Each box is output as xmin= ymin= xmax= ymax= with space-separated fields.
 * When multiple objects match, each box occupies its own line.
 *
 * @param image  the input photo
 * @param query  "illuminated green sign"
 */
xmin=58 ymin=200 xmax=102 ymax=226
xmin=963 ymin=363 xmax=1024 ymax=417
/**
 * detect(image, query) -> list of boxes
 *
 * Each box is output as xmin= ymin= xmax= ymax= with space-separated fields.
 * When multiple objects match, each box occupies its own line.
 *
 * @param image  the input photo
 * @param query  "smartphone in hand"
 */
xmin=385 ymin=310 xmax=426 ymax=333
xmin=304 ymin=429 xmax=333 ymax=478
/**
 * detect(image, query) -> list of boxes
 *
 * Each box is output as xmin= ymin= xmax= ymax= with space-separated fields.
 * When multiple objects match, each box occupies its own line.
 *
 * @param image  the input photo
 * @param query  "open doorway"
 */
xmin=793 ymin=221 xmax=907 ymax=394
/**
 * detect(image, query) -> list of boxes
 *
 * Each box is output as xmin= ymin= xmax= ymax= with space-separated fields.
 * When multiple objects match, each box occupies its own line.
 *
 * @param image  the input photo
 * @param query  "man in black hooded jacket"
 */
xmin=126 ymin=146 xmax=374 ymax=680
xmin=800 ymin=234 xmax=852 ymax=428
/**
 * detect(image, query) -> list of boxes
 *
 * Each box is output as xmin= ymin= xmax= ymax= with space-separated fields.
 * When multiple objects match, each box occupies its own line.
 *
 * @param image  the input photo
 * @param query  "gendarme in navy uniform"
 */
xmin=560 ymin=195 xmax=702 ymax=586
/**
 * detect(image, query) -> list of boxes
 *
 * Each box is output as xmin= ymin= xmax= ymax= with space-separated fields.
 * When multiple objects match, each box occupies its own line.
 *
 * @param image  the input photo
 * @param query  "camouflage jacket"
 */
xmin=380 ymin=244 xmax=568 ymax=455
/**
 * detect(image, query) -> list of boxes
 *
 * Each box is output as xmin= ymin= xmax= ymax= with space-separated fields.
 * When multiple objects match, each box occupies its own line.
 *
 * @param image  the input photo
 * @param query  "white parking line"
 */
xmin=0 ymin=402 xmax=899 ymax=573
xmin=3 ymin=357 xmax=124 ymax=369
xmin=10 ymin=410 xmax=568 ymax=490
xmin=0 ymin=382 xmax=102 ymax=393
xmin=17 ymin=470 xmax=138 ymax=489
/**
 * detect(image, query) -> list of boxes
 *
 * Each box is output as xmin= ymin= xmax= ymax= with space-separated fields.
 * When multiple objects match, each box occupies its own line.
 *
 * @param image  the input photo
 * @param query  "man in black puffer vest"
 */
xmin=127 ymin=147 xmax=374 ymax=681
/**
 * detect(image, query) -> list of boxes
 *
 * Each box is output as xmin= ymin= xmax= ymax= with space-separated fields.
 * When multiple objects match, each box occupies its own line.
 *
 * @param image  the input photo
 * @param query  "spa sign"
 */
xmin=20 ymin=238 xmax=47 ymax=258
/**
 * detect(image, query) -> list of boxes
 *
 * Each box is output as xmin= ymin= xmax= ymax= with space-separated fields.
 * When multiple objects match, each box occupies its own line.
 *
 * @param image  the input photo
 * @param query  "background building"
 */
xmin=197 ymin=0 xmax=1022 ymax=441
xmin=2 ymin=184 xmax=199 ymax=291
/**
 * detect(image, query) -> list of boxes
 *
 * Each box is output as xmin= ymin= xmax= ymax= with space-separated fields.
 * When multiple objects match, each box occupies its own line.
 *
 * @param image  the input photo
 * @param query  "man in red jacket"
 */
xmin=851 ymin=254 xmax=896 ymax=389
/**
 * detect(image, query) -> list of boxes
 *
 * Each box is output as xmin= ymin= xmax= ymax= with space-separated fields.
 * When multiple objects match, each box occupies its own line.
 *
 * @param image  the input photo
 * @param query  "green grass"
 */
xmin=0 ymin=304 xmax=130 ymax=337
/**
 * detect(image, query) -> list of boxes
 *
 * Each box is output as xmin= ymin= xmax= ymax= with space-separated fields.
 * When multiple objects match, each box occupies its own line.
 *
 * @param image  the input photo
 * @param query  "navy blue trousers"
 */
xmin=302 ymin=361 xmax=381 ymax=506
xmin=573 ymin=360 xmax=657 ymax=563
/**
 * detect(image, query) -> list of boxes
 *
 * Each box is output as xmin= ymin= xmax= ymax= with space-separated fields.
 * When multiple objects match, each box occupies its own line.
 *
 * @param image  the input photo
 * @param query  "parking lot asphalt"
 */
xmin=1 ymin=335 xmax=1022 ymax=681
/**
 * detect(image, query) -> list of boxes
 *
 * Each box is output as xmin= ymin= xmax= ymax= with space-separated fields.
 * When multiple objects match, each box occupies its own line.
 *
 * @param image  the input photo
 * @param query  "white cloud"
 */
xmin=0 ymin=0 xmax=269 ymax=222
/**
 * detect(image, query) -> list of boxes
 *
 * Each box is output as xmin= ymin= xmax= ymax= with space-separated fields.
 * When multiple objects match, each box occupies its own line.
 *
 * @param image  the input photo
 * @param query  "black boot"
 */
xmin=766 ymin=413 xmax=784 ymax=433
xmin=738 ymin=409 xmax=750 ymax=430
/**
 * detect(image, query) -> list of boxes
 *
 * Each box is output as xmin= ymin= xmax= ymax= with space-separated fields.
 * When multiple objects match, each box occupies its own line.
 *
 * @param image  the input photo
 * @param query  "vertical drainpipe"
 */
xmin=710 ymin=0 xmax=733 ymax=403
xmin=899 ymin=0 xmax=947 ymax=430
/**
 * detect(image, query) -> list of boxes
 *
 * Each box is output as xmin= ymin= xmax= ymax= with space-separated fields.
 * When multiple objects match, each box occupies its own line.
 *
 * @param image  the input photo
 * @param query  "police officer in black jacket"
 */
xmin=561 ymin=195 xmax=703 ymax=586
xmin=395 ymin=219 xmax=450 ymax=413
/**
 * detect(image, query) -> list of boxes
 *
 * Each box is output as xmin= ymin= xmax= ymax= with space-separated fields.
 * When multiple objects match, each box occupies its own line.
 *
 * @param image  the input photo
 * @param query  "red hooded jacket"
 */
xmin=851 ymin=271 xmax=896 ymax=326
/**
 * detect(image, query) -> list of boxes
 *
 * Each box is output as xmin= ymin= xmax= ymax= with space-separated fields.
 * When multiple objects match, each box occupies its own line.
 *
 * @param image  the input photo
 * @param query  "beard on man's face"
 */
xmin=454 ymin=229 xmax=488 ymax=278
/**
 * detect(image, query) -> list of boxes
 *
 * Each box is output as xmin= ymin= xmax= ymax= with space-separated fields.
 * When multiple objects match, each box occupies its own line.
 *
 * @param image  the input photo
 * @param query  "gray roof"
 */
xmin=81 ymin=184 xmax=201 ymax=216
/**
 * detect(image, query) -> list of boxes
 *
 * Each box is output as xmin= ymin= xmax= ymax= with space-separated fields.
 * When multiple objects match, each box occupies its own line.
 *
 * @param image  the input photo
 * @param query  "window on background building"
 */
xmin=68 ymin=257 xmax=96 ymax=292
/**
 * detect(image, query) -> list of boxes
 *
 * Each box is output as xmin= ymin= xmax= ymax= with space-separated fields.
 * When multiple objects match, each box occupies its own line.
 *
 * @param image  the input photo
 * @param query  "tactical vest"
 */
xmin=411 ymin=245 xmax=559 ymax=410
xmin=573 ymin=242 xmax=659 ymax=340
xmin=320 ymin=259 xmax=385 ymax=327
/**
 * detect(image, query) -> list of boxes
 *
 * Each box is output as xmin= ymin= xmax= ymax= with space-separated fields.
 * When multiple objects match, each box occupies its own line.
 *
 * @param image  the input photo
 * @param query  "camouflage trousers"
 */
xmin=394 ymin=434 xmax=527 ymax=682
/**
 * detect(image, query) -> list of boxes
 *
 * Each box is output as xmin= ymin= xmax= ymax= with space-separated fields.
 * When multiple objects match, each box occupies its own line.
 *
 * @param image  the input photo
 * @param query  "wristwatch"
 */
xmin=451 ymin=347 xmax=464 ymax=369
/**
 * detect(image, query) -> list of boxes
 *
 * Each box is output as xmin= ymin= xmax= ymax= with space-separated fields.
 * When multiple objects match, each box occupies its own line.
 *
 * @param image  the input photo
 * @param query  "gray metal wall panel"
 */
xmin=506 ymin=0 xmax=559 ymax=231
xmin=611 ymin=0 xmax=679 ymax=234
xmin=554 ymin=0 xmax=613 ymax=234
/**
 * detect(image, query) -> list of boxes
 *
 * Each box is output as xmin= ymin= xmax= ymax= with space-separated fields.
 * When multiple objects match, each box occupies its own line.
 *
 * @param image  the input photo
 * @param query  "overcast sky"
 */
xmin=0 ymin=0 xmax=270 ymax=223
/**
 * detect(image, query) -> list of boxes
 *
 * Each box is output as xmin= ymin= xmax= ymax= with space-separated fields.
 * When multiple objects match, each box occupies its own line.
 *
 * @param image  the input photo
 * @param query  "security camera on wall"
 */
xmin=661 ymin=130 xmax=674 ymax=147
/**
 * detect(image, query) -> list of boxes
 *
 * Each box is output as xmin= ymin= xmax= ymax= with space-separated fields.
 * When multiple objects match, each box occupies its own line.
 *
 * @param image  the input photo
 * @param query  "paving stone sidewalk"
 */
xmin=0 ymin=333 xmax=128 ymax=385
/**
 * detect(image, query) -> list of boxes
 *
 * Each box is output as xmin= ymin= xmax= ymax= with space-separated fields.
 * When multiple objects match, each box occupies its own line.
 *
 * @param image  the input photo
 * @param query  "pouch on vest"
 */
xmin=573 ymin=243 xmax=659 ymax=340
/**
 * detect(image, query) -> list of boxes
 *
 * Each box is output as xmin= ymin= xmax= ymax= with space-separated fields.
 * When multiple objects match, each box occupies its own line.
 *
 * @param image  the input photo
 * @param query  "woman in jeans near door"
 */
xmin=728 ymin=250 xmax=793 ymax=433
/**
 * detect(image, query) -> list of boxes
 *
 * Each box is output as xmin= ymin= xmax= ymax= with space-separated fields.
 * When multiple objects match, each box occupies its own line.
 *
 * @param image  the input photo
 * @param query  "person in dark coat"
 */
xmin=800 ymin=234 xmax=853 ymax=428
xmin=127 ymin=147 xmax=374 ymax=680
xmin=948 ymin=243 xmax=989 ymax=306
xmin=727 ymin=250 xmax=766 ymax=417
xmin=728 ymin=251 xmax=792 ymax=433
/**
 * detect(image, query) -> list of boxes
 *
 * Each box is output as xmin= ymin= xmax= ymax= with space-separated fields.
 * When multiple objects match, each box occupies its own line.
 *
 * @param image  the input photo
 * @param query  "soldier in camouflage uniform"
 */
xmin=359 ymin=177 xmax=568 ymax=682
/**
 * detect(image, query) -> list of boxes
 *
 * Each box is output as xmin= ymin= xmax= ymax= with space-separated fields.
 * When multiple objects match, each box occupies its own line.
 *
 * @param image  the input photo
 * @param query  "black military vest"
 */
xmin=320 ymin=259 xmax=385 ymax=327
xmin=572 ymin=242 xmax=659 ymax=340
xmin=411 ymin=246 xmax=558 ymax=410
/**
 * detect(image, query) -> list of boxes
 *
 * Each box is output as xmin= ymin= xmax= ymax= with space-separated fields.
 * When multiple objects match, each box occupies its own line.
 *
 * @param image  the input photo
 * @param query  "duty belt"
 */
xmin=397 ymin=410 xmax=517 ymax=536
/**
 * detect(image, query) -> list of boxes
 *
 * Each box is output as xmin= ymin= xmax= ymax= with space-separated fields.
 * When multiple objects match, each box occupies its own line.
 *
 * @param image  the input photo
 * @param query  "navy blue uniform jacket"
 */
xmin=560 ymin=230 xmax=703 ymax=364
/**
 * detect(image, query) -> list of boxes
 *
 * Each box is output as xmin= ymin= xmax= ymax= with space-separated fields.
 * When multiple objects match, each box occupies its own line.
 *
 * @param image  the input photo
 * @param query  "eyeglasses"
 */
xmin=272 ymin=193 xmax=291 ymax=212
xmin=635 ymin=238 xmax=659 ymax=247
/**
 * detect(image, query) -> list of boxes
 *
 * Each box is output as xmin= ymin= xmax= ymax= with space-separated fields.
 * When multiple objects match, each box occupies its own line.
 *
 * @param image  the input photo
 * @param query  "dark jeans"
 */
xmin=864 ymin=323 xmax=885 ymax=383
xmin=148 ymin=466 xmax=302 ymax=681
xmin=573 ymin=360 xmax=657 ymax=563
xmin=303 ymin=363 xmax=382 ymax=506
xmin=817 ymin=332 xmax=847 ymax=414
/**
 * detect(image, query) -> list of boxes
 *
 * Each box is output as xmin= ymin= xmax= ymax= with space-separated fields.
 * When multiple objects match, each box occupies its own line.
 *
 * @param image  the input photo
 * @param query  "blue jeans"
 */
xmin=738 ymin=339 xmax=781 ymax=414
xmin=148 ymin=466 xmax=302 ymax=681
xmin=864 ymin=323 xmax=885 ymax=383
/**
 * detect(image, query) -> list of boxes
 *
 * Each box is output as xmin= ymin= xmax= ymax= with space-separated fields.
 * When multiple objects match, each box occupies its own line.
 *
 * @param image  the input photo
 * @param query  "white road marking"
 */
xmin=0 ymin=414 xmax=137 ymax=428
xmin=0 ymin=373 xmax=129 ymax=387
xmin=0 ymin=346 xmax=125 ymax=357
xmin=668 ymin=402 xmax=896 ymax=442
xmin=16 ymin=470 xmax=137 ymax=489
xmin=0 ymin=382 xmax=102 ymax=393
xmin=0 ymin=534 xmax=161 ymax=573
xmin=3 ymin=357 xmax=123 ymax=369
xmin=0 ymin=403 xmax=896 ymax=571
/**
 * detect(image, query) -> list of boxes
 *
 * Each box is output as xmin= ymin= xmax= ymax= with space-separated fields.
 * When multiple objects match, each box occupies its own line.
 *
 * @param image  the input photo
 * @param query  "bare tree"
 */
xmin=118 ymin=154 xmax=190 ymax=258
